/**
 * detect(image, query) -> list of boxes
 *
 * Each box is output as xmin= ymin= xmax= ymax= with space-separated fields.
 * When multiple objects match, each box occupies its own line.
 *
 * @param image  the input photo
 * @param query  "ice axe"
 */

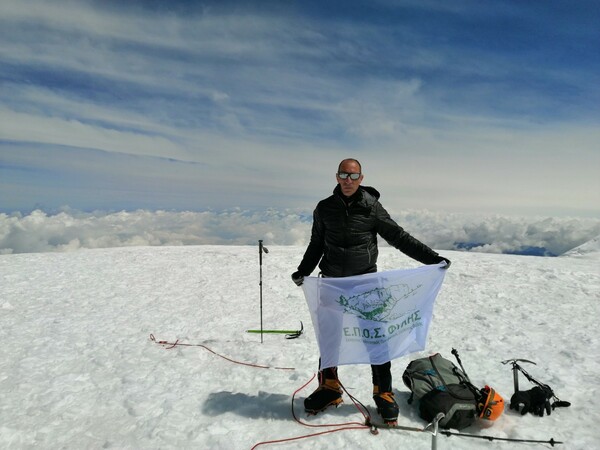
xmin=246 ymin=321 xmax=304 ymax=340
xmin=502 ymin=358 xmax=571 ymax=410
xmin=501 ymin=358 xmax=536 ymax=393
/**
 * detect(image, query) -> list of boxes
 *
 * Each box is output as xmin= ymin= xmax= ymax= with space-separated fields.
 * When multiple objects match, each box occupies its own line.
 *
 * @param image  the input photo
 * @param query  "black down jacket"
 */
xmin=297 ymin=185 xmax=442 ymax=277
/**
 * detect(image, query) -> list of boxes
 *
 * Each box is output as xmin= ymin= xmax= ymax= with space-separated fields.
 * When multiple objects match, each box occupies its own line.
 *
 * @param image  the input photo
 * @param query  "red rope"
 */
xmin=151 ymin=335 xmax=374 ymax=447
xmin=149 ymin=334 xmax=295 ymax=370
xmin=250 ymin=373 xmax=371 ymax=449
xmin=291 ymin=376 xmax=371 ymax=428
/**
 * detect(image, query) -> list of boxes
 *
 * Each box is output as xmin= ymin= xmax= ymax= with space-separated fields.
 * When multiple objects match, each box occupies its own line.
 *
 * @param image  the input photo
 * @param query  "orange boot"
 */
xmin=373 ymin=385 xmax=399 ymax=423
xmin=304 ymin=367 xmax=343 ymax=414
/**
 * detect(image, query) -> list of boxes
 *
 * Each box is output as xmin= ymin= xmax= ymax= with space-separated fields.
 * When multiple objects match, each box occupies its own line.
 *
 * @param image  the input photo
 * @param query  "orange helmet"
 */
xmin=478 ymin=386 xmax=504 ymax=421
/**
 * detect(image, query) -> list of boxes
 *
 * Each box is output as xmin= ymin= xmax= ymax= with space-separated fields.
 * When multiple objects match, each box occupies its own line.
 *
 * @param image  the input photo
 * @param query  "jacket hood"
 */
xmin=333 ymin=184 xmax=380 ymax=200
xmin=361 ymin=185 xmax=380 ymax=199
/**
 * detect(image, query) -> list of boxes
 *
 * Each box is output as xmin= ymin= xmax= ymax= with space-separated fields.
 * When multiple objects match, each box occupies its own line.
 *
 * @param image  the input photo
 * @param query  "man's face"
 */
xmin=336 ymin=160 xmax=363 ymax=197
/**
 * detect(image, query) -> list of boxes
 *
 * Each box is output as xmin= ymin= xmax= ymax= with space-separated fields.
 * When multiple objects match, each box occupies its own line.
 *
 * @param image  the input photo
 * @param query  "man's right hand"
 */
xmin=291 ymin=271 xmax=305 ymax=286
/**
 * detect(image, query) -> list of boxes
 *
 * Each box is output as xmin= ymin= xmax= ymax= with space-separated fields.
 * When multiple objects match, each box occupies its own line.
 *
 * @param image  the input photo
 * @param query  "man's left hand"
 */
xmin=436 ymin=256 xmax=451 ymax=269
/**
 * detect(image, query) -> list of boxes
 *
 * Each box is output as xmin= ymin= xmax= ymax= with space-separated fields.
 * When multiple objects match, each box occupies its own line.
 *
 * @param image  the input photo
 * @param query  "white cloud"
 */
xmin=0 ymin=108 xmax=188 ymax=160
xmin=1 ymin=208 xmax=598 ymax=256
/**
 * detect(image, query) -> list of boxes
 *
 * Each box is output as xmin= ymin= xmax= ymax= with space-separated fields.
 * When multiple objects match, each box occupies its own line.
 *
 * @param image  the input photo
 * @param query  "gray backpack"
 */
xmin=402 ymin=353 xmax=478 ymax=430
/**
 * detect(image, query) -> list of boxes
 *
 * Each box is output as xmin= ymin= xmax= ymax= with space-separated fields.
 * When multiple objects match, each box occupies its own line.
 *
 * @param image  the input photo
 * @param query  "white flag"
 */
xmin=302 ymin=264 xmax=447 ymax=369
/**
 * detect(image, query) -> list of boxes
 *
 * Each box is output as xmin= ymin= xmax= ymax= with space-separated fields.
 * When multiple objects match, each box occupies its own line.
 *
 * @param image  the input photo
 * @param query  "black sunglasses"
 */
xmin=337 ymin=172 xmax=361 ymax=180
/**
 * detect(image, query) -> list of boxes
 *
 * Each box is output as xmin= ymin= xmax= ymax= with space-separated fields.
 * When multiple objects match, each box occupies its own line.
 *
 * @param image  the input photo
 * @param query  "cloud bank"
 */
xmin=1 ymin=209 xmax=598 ymax=257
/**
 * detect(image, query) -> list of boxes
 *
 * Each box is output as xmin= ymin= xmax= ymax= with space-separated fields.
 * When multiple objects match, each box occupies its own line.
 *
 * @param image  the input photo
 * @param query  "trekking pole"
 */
xmin=451 ymin=348 xmax=482 ymax=399
xmin=451 ymin=348 xmax=471 ymax=382
xmin=258 ymin=240 xmax=269 ymax=343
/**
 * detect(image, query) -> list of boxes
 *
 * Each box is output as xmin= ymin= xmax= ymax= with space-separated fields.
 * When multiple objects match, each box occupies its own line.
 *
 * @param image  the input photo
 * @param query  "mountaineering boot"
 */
xmin=371 ymin=362 xmax=399 ymax=423
xmin=304 ymin=367 xmax=343 ymax=414
xmin=373 ymin=385 xmax=400 ymax=423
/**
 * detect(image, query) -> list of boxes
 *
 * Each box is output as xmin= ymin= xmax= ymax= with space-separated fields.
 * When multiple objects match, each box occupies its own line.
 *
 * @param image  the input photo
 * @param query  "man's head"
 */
xmin=336 ymin=158 xmax=363 ymax=197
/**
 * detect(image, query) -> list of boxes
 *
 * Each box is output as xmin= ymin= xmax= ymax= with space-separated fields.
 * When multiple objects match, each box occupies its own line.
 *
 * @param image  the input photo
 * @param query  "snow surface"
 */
xmin=1 ymin=244 xmax=599 ymax=449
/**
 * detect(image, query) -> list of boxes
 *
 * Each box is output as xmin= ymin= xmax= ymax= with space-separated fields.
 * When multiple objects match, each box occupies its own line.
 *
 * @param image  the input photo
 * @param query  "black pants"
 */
xmin=319 ymin=360 xmax=393 ymax=392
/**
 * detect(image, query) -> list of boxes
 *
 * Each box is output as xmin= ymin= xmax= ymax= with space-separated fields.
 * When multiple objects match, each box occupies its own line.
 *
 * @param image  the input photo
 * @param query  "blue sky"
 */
xmin=1 ymin=0 xmax=599 ymax=218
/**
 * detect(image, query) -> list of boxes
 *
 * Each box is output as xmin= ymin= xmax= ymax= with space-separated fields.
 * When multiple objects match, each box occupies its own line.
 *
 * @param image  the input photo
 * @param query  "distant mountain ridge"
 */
xmin=561 ymin=235 xmax=600 ymax=258
xmin=454 ymin=242 xmax=558 ymax=257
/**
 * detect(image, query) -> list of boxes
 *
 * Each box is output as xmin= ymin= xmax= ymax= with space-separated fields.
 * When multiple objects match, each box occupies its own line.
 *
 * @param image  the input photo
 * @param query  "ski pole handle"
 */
xmin=259 ymin=240 xmax=269 ymax=266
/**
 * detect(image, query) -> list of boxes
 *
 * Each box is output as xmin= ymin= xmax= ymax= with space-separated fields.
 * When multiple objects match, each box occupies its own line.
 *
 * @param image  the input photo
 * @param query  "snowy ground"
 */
xmin=1 ymin=243 xmax=598 ymax=449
